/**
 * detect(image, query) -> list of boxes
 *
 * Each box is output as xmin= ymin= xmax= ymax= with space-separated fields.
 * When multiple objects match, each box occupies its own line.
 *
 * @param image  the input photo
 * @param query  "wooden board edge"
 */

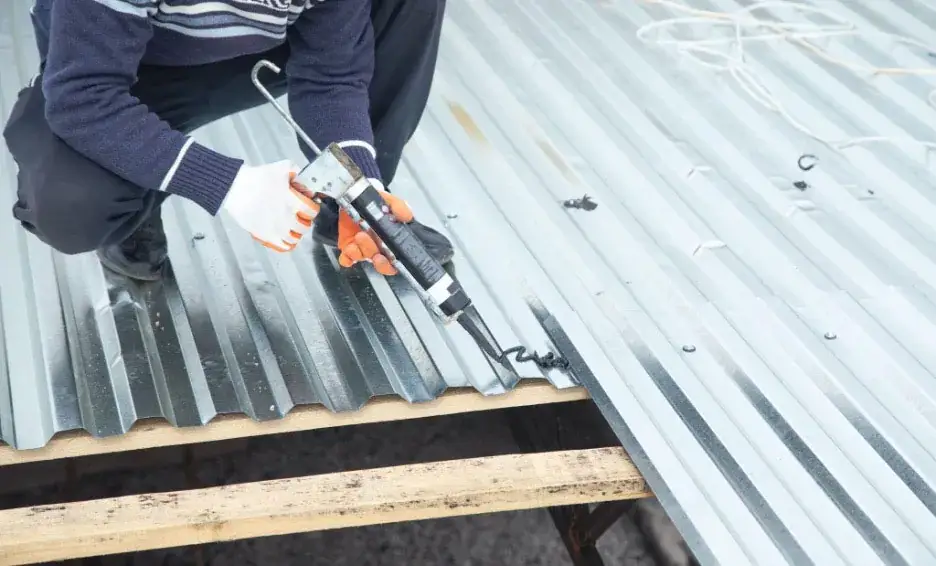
xmin=0 ymin=447 xmax=650 ymax=565
xmin=0 ymin=383 xmax=589 ymax=466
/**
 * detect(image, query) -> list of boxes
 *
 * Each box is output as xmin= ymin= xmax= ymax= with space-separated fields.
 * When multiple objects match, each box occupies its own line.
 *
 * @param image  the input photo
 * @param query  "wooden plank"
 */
xmin=0 ymin=383 xmax=588 ymax=466
xmin=0 ymin=447 xmax=649 ymax=565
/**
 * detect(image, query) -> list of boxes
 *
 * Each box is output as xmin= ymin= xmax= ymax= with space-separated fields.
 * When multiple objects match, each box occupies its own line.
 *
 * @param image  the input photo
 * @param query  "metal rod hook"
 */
xmin=250 ymin=59 xmax=322 ymax=156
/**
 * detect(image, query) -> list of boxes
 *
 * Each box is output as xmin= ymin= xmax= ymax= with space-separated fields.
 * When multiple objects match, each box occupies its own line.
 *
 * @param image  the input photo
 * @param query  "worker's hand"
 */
xmin=337 ymin=182 xmax=413 ymax=276
xmin=221 ymin=160 xmax=319 ymax=252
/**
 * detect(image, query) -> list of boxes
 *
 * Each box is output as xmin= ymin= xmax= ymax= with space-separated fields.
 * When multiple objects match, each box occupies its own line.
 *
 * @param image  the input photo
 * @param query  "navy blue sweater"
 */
xmin=32 ymin=0 xmax=380 ymax=215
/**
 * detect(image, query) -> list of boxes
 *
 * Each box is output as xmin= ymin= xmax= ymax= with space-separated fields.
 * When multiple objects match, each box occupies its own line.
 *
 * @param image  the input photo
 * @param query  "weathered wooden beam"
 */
xmin=0 ymin=447 xmax=649 ymax=565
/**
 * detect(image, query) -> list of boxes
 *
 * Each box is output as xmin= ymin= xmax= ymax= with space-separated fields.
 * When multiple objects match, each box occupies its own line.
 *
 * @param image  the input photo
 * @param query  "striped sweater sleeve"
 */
xmin=41 ymin=0 xmax=244 ymax=214
xmin=285 ymin=0 xmax=382 ymax=181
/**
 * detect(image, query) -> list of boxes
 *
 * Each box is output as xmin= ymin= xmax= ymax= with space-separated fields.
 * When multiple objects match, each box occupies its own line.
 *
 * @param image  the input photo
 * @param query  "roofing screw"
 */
xmin=824 ymin=332 xmax=837 ymax=340
xmin=193 ymin=232 xmax=205 ymax=240
xmin=446 ymin=212 xmax=459 ymax=219
xmin=682 ymin=344 xmax=696 ymax=353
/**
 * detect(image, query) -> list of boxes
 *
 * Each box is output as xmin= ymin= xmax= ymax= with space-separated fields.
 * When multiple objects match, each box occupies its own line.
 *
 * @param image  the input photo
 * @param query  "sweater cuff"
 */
xmin=164 ymin=142 xmax=244 ymax=214
xmin=342 ymin=145 xmax=382 ymax=182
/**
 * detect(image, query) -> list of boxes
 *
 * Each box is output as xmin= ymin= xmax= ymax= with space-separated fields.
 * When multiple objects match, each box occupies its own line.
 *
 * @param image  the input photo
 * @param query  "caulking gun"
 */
xmin=250 ymin=60 xmax=516 ymax=374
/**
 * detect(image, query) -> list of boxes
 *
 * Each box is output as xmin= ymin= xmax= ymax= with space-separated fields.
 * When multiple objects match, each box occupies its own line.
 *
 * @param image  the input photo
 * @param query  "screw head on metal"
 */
xmin=446 ymin=212 xmax=458 ymax=219
xmin=824 ymin=332 xmax=837 ymax=340
xmin=682 ymin=345 xmax=697 ymax=353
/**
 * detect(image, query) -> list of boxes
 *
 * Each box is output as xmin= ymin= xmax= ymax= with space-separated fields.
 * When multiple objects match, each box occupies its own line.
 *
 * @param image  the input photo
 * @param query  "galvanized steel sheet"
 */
xmin=3 ymin=0 xmax=936 ymax=563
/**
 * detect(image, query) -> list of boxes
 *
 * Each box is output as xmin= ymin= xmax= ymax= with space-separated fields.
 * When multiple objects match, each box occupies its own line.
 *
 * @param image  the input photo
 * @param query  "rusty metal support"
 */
xmin=550 ymin=503 xmax=609 ymax=566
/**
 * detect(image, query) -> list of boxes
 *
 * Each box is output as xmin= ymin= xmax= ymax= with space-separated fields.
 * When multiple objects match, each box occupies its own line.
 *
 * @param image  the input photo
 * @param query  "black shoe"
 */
xmin=97 ymin=212 xmax=168 ymax=281
xmin=311 ymin=196 xmax=455 ymax=266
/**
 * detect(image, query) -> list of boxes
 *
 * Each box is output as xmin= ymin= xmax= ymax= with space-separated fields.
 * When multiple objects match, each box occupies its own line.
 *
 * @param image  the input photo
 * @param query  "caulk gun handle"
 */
xmin=344 ymin=184 xmax=470 ymax=318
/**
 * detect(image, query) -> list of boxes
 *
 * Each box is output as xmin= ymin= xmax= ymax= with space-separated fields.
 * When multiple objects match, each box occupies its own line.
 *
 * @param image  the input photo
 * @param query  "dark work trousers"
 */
xmin=3 ymin=0 xmax=445 ymax=255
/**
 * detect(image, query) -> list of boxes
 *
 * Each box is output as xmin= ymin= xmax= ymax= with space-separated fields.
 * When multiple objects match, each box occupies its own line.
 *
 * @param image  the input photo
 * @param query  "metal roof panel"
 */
xmin=3 ymin=0 xmax=936 ymax=563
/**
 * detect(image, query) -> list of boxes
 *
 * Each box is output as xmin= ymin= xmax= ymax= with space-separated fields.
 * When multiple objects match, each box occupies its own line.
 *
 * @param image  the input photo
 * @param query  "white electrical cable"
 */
xmin=635 ymin=0 xmax=936 ymax=157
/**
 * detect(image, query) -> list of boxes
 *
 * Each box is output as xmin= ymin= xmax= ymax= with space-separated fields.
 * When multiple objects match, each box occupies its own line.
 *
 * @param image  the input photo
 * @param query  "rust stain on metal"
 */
xmin=447 ymin=101 xmax=488 ymax=145
xmin=537 ymin=139 xmax=579 ymax=185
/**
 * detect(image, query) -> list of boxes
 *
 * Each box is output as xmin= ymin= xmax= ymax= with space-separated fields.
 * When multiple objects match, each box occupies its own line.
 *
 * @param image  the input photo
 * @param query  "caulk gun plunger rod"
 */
xmin=251 ymin=60 xmax=322 ymax=157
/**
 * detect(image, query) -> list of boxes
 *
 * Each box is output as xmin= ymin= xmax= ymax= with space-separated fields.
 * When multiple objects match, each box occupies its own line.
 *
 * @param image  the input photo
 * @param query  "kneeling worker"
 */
xmin=3 ymin=0 xmax=454 ymax=281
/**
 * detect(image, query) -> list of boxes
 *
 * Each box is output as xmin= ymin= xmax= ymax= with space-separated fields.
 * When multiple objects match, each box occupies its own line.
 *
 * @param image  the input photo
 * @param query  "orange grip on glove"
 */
xmin=337 ymin=191 xmax=414 ymax=276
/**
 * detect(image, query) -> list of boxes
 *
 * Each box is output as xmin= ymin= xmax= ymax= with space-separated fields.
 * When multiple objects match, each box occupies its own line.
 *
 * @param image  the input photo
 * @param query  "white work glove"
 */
xmin=220 ymin=160 xmax=319 ymax=252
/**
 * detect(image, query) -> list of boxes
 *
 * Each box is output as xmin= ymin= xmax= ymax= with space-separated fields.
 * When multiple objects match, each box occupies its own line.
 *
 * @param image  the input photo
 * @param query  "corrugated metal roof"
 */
xmin=3 ymin=0 xmax=936 ymax=562
xmin=487 ymin=0 xmax=936 ymax=564
xmin=0 ymin=0 xmax=581 ymax=452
